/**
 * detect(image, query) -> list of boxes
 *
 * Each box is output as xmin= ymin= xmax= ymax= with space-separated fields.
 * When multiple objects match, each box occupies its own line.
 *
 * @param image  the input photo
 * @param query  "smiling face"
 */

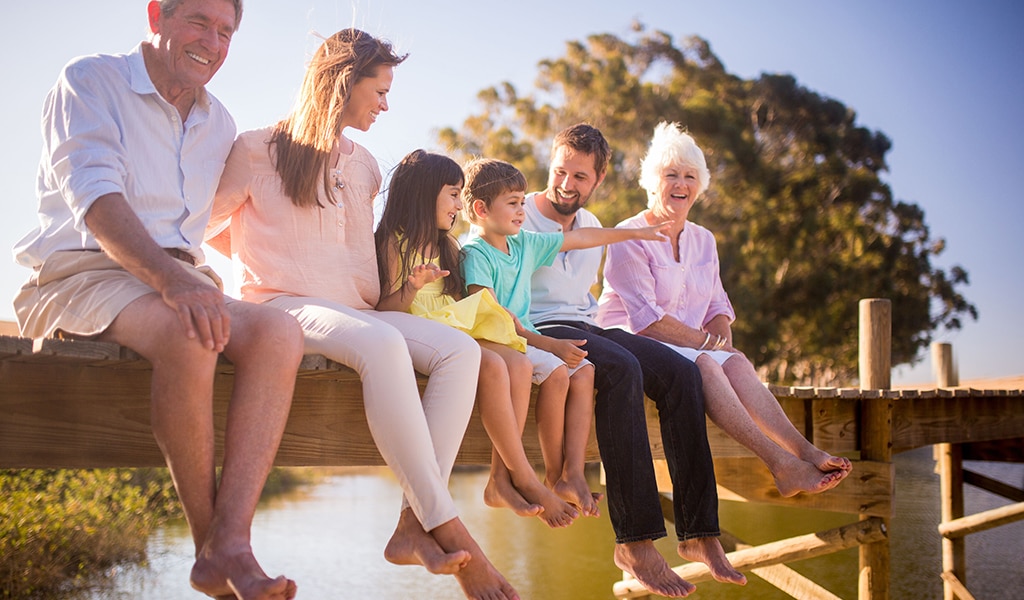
xmin=340 ymin=66 xmax=394 ymax=132
xmin=475 ymin=190 xmax=526 ymax=238
xmin=652 ymin=163 xmax=701 ymax=221
xmin=435 ymin=183 xmax=464 ymax=231
xmin=145 ymin=0 xmax=236 ymax=95
xmin=545 ymin=145 xmax=604 ymax=217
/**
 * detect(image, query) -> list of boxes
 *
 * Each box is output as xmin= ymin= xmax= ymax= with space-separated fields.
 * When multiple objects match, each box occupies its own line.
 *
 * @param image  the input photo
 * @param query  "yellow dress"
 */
xmin=401 ymin=250 xmax=526 ymax=353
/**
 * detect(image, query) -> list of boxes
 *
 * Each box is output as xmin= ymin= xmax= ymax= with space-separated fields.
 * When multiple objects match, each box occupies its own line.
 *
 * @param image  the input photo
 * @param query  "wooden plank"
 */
xmin=859 ymin=396 xmax=894 ymax=600
xmin=962 ymin=469 xmax=1024 ymax=502
xmin=939 ymin=571 xmax=976 ymax=600
xmin=811 ymin=397 xmax=860 ymax=454
xmin=612 ymin=517 xmax=888 ymax=598
xmin=892 ymin=396 xmax=1024 ymax=452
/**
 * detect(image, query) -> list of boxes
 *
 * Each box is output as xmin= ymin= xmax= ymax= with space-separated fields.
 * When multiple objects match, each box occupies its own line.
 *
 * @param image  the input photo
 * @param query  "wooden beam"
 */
xmin=962 ymin=469 xmax=1024 ymax=502
xmin=939 ymin=571 xmax=976 ymax=600
xmin=938 ymin=501 xmax=1024 ymax=539
xmin=937 ymin=443 xmax=966 ymax=600
xmin=612 ymin=517 xmax=888 ymax=598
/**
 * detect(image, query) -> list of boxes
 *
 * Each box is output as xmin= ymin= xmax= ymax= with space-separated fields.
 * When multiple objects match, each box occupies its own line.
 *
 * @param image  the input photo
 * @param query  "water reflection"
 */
xmin=84 ymin=448 xmax=1024 ymax=599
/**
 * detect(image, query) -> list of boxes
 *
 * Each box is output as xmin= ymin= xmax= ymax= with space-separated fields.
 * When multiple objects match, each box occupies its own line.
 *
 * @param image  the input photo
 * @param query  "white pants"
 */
xmin=267 ymin=296 xmax=480 ymax=531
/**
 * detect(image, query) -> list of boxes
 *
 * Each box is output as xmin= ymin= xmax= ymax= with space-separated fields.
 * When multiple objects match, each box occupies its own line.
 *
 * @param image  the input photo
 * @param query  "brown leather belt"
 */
xmin=164 ymin=248 xmax=197 ymax=266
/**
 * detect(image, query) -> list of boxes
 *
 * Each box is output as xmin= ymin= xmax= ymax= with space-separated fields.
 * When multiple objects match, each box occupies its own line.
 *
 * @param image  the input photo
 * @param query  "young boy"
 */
xmin=460 ymin=158 xmax=670 ymax=518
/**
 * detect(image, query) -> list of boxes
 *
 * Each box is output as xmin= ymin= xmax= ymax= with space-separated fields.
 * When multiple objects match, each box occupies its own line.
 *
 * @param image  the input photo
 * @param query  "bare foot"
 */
xmin=385 ymin=508 xmax=471 ymax=575
xmin=454 ymin=556 xmax=520 ymax=600
xmin=614 ymin=540 xmax=695 ymax=597
xmin=772 ymin=455 xmax=845 ymax=497
xmin=483 ymin=473 xmax=543 ymax=517
xmin=677 ymin=537 xmax=746 ymax=586
xmin=432 ymin=517 xmax=520 ymax=600
xmin=552 ymin=475 xmax=603 ymax=517
xmin=191 ymin=546 xmax=296 ymax=600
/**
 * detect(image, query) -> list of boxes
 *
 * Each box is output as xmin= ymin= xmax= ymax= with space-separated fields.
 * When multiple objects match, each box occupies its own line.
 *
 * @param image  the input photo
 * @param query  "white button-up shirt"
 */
xmin=13 ymin=43 xmax=236 ymax=268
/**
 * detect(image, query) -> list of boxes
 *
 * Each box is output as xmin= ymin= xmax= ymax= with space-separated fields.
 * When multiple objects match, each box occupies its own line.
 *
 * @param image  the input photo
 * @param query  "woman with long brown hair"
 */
xmin=209 ymin=29 xmax=518 ymax=600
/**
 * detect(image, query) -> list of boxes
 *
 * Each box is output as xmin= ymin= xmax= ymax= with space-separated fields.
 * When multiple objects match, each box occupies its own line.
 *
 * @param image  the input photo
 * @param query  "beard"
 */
xmin=549 ymin=191 xmax=585 ymax=216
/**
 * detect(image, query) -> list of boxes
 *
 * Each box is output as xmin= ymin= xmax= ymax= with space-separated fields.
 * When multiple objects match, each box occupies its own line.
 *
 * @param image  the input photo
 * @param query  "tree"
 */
xmin=436 ymin=23 xmax=977 ymax=386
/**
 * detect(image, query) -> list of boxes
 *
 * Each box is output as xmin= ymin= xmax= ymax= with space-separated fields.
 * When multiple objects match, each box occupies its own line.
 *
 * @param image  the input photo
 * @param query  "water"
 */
xmin=82 ymin=448 xmax=1024 ymax=599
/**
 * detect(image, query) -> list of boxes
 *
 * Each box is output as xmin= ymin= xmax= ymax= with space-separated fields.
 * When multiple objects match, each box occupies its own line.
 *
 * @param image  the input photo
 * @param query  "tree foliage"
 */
xmin=436 ymin=23 xmax=977 ymax=385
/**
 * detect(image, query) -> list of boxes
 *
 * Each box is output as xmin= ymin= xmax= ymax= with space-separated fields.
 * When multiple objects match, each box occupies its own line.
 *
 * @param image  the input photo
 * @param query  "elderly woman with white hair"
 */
xmin=597 ymin=122 xmax=852 ymax=497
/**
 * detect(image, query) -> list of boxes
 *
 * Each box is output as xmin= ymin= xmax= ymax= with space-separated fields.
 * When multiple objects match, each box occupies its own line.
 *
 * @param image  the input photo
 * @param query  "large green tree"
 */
xmin=436 ymin=24 xmax=976 ymax=386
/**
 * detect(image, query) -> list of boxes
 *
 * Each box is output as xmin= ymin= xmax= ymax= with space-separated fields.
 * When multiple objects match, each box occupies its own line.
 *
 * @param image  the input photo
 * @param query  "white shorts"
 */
xmin=525 ymin=344 xmax=592 ymax=385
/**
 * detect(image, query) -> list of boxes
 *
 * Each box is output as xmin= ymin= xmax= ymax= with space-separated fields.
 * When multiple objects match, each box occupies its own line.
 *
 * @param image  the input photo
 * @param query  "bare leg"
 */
xmin=722 ymin=355 xmax=852 ymax=478
xmin=552 ymin=365 xmax=602 ymax=516
xmin=101 ymin=297 xmax=301 ymax=600
xmin=431 ymin=517 xmax=520 ymax=600
xmin=478 ymin=344 xmax=577 ymax=527
xmin=534 ymin=366 xmax=570 ymax=490
xmin=385 ymin=507 xmax=470 ymax=574
xmin=677 ymin=537 xmax=746 ymax=585
xmin=615 ymin=540 xmax=696 ymax=597
xmin=696 ymin=355 xmax=843 ymax=497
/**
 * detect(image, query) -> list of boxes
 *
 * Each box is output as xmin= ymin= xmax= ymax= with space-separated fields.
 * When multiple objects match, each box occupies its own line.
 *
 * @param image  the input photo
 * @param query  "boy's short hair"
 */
xmin=462 ymin=158 xmax=527 ymax=224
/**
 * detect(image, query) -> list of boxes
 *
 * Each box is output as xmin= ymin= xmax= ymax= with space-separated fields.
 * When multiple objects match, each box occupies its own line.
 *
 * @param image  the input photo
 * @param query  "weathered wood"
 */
xmin=718 ymin=531 xmax=844 ymax=600
xmin=932 ymin=342 xmax=959 ymax=387
xmin=961 ymin=469 xmax=1024 ymax=502
xmin=939 ymin=571 xmax=976 ymax=600
xmin=612 ymin=517 xmax=888 ymax=598
xmin=859 ymin=299 xmax=891 ymax=390
xmin=938 ymin=501 xmax=1024 ymax=539
xmin=937 ymin=442 xmax=966 ymax=600
xmin=860 ymin=394 xmax=894 ymax=600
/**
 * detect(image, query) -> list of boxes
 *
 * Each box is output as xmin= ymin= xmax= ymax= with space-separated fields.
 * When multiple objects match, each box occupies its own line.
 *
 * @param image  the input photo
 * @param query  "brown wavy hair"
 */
xmin=269 ymin=28 xmax=407 ymax=208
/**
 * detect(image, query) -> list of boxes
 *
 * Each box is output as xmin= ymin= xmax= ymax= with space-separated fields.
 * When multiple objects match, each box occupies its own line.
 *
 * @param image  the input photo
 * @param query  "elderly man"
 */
xmin=12 ymin=2 xmax=301 ymax=598
xmin=523 ymin=124 xmax=746 ymax=597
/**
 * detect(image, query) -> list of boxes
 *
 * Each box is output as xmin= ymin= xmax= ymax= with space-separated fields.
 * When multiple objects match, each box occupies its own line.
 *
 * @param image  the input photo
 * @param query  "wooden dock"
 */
xmin=2 ymin=299 xmax=1022 ymax=599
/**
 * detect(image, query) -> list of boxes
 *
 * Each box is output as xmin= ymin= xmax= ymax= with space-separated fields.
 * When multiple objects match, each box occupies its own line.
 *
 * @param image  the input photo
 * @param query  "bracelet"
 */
xmin=712 ymin=335 xmax=726 ymax=351
xmin=698 ymin=331 xmax=711 ymax=350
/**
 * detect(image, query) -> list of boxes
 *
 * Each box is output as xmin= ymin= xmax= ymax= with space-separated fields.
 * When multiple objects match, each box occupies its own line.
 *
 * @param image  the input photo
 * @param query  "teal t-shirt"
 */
xmin=461 ymin=230 xmax=564 ymax=333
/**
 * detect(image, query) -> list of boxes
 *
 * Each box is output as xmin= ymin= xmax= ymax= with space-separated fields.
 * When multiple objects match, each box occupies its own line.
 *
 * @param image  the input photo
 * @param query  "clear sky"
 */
xmin=1 ymin=1 xmax=1021 ymax=385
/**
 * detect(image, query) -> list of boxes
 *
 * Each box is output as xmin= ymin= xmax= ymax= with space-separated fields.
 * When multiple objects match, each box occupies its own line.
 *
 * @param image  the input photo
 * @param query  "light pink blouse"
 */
xmin=596 ymin=212 xmax=735 ymax=334
xmin=207 ymin=127 xmax=382 ymax=309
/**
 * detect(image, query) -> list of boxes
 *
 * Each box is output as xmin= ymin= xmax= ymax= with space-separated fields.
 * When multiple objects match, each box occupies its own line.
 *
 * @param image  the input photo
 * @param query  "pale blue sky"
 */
xmin=2 ymin=1 xmax=1021 ymax=385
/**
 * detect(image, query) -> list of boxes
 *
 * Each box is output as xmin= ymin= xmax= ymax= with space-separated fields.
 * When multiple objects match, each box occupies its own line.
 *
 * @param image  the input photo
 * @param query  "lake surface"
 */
xmin=82 ymin=447 xmax=1024 ymax=599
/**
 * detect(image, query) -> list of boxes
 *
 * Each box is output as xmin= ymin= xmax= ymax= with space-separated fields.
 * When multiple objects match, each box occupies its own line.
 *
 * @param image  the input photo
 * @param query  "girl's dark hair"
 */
xmin=375 ymin=150 xmax=466 ymax=299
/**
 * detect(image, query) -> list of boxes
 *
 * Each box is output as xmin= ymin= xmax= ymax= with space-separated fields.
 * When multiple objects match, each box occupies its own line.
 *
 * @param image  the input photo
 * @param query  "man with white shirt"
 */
xmin=12 ymin=2 xmax=301 ymax=598
xmin=523 ymin=124 xmax=746 ymax=597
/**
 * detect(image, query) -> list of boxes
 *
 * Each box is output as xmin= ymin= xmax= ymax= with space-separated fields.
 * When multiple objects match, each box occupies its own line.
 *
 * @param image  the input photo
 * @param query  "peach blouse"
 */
xmin=208 ymin=127 xmax=382 ymax=309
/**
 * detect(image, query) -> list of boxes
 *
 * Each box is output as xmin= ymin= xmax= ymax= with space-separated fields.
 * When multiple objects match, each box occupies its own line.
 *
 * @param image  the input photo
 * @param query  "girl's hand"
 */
xmin=407 ymin=263 xmax=449 ymax=291
xmin=636 ymin=221 xmax=672 ymax=241
xmin=551 ymin=338 xmax=588 ymax=368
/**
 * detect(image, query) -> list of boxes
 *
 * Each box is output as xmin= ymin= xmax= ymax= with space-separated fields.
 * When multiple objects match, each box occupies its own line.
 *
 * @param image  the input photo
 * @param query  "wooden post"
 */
xmin=858 ymin=298 xmax=891 ymax=600
xmin=934 ymin=342 xmax=965 ymax=599
xmin=931 ymin=342 xmax=958 ymax=387
xmin=859 ymin=299 xmax=891 ymax=390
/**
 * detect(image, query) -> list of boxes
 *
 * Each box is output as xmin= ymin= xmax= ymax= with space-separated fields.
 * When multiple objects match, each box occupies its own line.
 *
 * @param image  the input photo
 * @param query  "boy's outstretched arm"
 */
xmin=560 ymin=221 xmax=671 ymax=252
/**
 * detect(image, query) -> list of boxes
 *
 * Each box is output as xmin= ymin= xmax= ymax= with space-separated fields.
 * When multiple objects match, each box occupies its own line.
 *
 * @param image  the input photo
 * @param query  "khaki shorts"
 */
xmin=13 ymin=250 xmax=223 ymax=342
xmin=525 ymin=344 xmax=592 ymax=385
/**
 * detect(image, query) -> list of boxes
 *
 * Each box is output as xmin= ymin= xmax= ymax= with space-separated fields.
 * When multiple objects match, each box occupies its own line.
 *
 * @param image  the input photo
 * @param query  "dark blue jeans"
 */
xmin=538 ymin=321 xmax=719 ymax=543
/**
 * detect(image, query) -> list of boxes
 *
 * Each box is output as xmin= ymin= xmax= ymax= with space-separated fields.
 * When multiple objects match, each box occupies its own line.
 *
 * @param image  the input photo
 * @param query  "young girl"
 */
xmin=208 ymin=31 xmax=517 ymax=600
xmin=374 ymin=149 xmax=578 ymax=528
